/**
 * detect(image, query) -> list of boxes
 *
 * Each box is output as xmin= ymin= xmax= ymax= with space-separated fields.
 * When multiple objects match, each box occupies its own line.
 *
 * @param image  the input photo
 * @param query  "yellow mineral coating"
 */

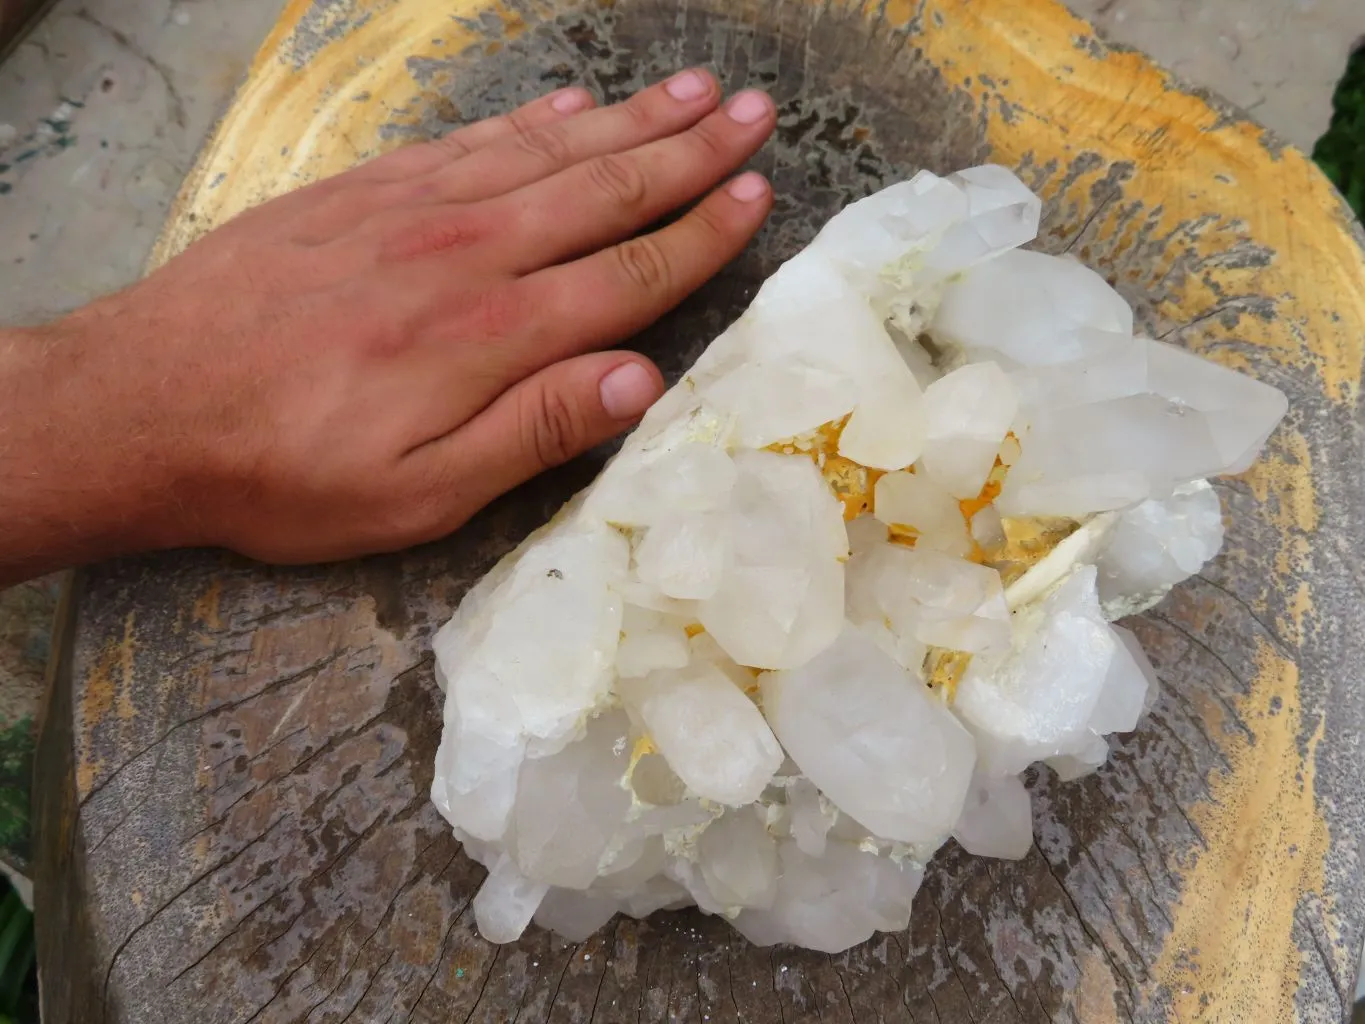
xmin=767 ymin=416 xmax=887 ymax=521
xmin=629 ymin=733 xmax=657 ymax=765
xmin=823 ymin=455 xmax=879 ymax=521
xmin=958 ymin=475 xmax=1003 ymax=524
xmin=924 ymin=648 xmax=972 ymax=702
xmin=886 ymin=524 xmax=919 ymax=549
xmin=992 ymin=516 xmax=1082 ymax=587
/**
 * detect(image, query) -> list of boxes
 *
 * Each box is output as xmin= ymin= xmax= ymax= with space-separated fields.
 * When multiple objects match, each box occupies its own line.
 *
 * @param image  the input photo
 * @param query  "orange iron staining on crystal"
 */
xmin=769 ymin=416 xmax=886 ymax=521
xmin=925 ymin=649 xmax=973 ymax=702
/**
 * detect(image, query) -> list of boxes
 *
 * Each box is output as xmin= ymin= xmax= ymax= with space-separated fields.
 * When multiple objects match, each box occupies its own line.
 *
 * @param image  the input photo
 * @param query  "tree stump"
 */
xmin=34 ymin=0 xmax=1365 ymax=1021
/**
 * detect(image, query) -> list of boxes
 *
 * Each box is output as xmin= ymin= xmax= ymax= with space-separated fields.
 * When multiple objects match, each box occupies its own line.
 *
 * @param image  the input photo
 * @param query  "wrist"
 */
xmin=0 ymin=315 xmax=189 ymax=583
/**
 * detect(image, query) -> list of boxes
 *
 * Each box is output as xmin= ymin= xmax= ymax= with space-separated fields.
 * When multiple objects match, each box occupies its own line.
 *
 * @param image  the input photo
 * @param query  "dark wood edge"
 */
xmin=0 ymin=0 xmax=63 ymax=69
xmin=33 ymin=570 xmax=106 ymax=1024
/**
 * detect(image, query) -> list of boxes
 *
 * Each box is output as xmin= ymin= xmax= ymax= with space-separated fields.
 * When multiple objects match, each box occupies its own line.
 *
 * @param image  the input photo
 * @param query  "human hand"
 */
xmin=0 ymin=69 xmax=776 ymax=580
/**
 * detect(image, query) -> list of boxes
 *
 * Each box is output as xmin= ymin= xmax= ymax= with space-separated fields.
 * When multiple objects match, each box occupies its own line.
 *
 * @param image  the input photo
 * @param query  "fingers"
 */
xmin=349 ymin=86 xmax=597 ymax=184
xmin=421 ymin=68 xmax=723 ymax=204
xmin=489 ymin=89 xmax=777 ymax=274
xmin=407 ymin=352 xmax=664 ymax=529
xmin=514 ymin=173 xmax=772 ymax=361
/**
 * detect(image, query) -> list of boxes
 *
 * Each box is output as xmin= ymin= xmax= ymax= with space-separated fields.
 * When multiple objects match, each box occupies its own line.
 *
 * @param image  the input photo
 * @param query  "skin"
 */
xmin=0 ymin=69 xmax=778 ymax=587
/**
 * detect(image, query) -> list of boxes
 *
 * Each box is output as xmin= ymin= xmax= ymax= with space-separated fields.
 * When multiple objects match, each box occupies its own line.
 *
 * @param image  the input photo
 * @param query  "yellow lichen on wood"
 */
xmin=74 ymin=611 xmax=138 ymax=798
xmin=151 ymin=0 xmax=513 ymax=267
xmin=1153 ymin=640 xmax=1333 ymax=1021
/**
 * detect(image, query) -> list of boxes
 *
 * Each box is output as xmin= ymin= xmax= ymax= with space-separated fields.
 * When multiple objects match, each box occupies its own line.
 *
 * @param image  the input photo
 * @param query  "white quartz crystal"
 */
xmin=847 ymin=542 xmax=1010 ymax=659
xmin=430 ymin=164 xmax=1288 ymax=955
xmin=998 ymin=340 xmax=1288 ymax=518
xmin=922 ymin=362 xmax=1019 ymax=499
xmin=1095 ymin=480 xmax=1225 ymax=616
xmin=761 ymin=628 xmax=976 ymax=845
xmin=874 ymin=470 xmax=972 ymax=556
xmin=952 ymin=772 xmax=1034 ymax=859
xmin=618 ymin=663 xmax=783 ymax=806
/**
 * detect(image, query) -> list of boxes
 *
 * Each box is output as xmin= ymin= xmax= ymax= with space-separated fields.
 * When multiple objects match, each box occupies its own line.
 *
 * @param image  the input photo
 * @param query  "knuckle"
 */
xmin=619 ymin=92 xmax=656 ymax=129
xmin=504 ymin=107 xmax=535 ymax=135
xmin=689 ymin=200 xmax=730 ymax=241
xmin=283 ymin=185 xmax=365 ymax=244
xmin=687 ymin=119 xmax=730 ymax=160
xmin=354 ymin=141 xmax=425 ymax=180
xmin=586 ymin=154 xmax=647 ymax=209
xmin=513 ymin=124 xmax=572 ymax=167
xmin=468 ymin=283 xmax=527 ymax=342
xmin=524 ymin=384 xmax=585 ymax=469
xmin=615 ymin=236 xmax=671 ymax=293
xmin=430 ymin=131 xmax=475 ymax=161
xmin=381 ymin=208 xmax=483 ymax=260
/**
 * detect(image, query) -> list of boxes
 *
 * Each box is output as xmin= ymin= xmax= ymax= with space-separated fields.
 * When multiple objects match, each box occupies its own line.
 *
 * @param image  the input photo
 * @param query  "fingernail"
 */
xmin=550 ymin=88 xmax=592 ymax=113
xmin=726 ymin=172 xmax=769 ymax=202
xmin=725 ymin=90 xmax=772 ymax=125
xmin=664 ymin=69 xmax=710 ymax=102
xmin=600 ymin=362 xmax=660 ymax=420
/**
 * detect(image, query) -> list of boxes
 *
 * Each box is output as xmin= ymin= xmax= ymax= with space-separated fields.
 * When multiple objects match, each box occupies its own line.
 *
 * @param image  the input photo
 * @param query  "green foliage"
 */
xmin=0 ymin=719 xmax=34 ymax=859
xmin=1314 ymin=44 xmax=1365 ymax=219
xmin=0 ymin=881 xmax=34 ymax=1023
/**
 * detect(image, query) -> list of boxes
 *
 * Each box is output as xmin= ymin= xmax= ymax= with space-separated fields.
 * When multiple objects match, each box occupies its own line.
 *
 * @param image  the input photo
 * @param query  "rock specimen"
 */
xmin=430 ymin=165 xmax=1288 ymax=953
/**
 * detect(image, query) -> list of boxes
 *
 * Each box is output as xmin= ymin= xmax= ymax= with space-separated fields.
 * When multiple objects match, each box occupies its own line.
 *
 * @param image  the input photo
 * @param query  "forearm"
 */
xmin=0 ymin=320 xmax=178 ymax=587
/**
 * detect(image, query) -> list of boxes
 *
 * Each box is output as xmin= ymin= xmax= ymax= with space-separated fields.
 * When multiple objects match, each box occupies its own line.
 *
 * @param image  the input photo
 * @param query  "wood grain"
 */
xmin=34 ymin=0 xmax=1365 ymax=1021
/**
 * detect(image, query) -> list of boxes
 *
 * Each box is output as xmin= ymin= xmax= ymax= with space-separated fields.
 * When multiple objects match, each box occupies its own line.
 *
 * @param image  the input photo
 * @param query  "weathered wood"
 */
xmin=34 ymin=0 xmax=1365 ymax=1021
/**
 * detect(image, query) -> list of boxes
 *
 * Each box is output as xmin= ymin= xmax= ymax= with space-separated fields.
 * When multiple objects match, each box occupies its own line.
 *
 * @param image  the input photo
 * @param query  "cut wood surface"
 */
xmin=34 ymin=0 xmax=1365 ymax=1021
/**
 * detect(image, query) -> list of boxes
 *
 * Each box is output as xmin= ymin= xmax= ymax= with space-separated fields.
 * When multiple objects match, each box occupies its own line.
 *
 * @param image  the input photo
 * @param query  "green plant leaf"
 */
xmin=0 ymin=940 xmax=33 ymax=1018
xmin=0 ymin=890 xmax=32 ymax=1016
xmin=1314 ymin=43 xmax=1365 ymax=219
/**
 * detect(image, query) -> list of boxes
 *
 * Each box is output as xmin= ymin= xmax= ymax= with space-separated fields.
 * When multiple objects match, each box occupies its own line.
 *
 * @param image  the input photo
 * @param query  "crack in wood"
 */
xmin=79 ymin=651 xmax=346 ymax=809
xmin=545 ymin=939 xmax=582 ymax=1024
xmin=929 ymin=896 xmax=978 ymax=1024
xmin=585 ymin=919 xmax=619 ymax=1022
xmin=303 ymin=842 xmax=457 ymax=1021
xmin=408 ymin=885 xmax=476 ymax=1018
xmin=458 ymin=945 xmax=499 ymax=1024
xmin=1148 ymin=614 xmax=1254 ymax=739
xmin=1039 ymin=854 xmax=1138 ymax=1017
xmin=338 ymin=948 xmax=396 ymax=1024
xmin=988 ymin=859 xmax=1059 ymax=1024
xmin=1190 ymin=572 xmax=1294 ymax=660
xmin=1062 ymin=190 xmax=1119 ymax=255
xmin=99 ymin=811 xmax=293 ymax=1018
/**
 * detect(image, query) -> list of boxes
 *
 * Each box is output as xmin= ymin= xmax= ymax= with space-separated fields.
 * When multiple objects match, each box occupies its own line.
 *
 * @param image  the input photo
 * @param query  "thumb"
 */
xmin=427 ymin=351 xmax=664 ymax=516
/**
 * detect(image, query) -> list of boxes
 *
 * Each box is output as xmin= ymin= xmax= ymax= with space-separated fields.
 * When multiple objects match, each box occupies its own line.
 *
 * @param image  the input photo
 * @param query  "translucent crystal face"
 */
xmin=429 ymin=164 xmax=1289 ymax=954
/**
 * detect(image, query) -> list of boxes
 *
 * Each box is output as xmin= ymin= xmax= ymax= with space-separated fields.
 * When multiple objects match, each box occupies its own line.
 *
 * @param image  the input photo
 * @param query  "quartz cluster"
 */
xmin=430 ymin=165 xmax=1288 ymax=953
